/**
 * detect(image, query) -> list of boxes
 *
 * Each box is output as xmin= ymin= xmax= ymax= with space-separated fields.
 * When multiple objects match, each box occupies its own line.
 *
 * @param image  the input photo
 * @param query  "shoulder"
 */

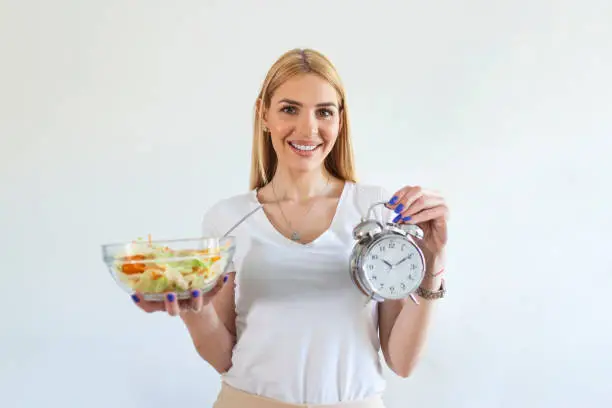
xmin=201 ymin=190 xmax=259 ymax=236
xmin=347 ymin=181 xmax=392 ymax=205
xmin=204 ymin=191 xmax=257 ymax=217
xmin=345 ymin=181 xmax=394 ymax=223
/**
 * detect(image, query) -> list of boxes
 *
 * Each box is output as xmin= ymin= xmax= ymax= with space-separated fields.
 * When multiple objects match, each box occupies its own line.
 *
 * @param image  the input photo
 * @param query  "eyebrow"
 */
xmin=278 ymin=98 xmax=338 ymax=108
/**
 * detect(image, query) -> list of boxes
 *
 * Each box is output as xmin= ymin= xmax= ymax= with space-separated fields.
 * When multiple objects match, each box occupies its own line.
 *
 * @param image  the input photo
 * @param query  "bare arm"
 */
xmin=378 ymin=261 xmax=443 ymax=378
xmin=180 ymin=272 xmax=237 ymax=374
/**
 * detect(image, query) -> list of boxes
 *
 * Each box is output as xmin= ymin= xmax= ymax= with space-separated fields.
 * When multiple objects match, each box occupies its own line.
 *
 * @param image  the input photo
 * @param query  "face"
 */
xmin=262 ymin=74 xmax=342 ymax=174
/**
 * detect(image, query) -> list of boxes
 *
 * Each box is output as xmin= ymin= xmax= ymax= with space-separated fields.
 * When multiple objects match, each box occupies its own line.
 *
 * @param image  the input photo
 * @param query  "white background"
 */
xmin=1 ymin=1 xmax=611 ymax=407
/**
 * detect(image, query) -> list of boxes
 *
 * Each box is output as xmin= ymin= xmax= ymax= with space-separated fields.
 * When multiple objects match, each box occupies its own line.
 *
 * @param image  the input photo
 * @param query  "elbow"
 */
xmin=193 ymin=344 xmax=234 ymax=375
xmin=392 ymin=364 xmax=415 ymax=378
xmin=387 ymin=354 xmax=420 ymax=378
xmin=197 ymin=349 xmax=233 ymax=375
xmin=213 ymin=361 xmax=233 ymax=375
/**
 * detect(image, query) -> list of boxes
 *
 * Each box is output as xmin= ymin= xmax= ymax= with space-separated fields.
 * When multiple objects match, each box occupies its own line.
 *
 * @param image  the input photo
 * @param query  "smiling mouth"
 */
xmin=288 ymin=141 xmax=322 ymax=152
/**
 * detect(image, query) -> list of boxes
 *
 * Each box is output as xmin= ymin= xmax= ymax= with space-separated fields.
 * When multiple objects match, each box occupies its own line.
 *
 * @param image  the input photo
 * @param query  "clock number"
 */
xmin=389 ymin=241 xmax=396 ymax=249
xmin=368 ymin=264 xmax=374 ymax=271
xmin=379 ymin=246 xmax=386 ymax=252
xmin=389 ymin=286 xmax=395 ymax=293
xmin=371 ymin=254 xmax=378 ymax=260
xmin=379 ymin=283 xmax=385 ymax=289
xmin=410 ymin=264 xmax=417 ymax=270
xmin=372 ymin=275 xmax=377 ymax=280
xmin=400 ymin=283 xmax=406 ymax=290
xmin=401 ymin=244 xmax=406 ymax=251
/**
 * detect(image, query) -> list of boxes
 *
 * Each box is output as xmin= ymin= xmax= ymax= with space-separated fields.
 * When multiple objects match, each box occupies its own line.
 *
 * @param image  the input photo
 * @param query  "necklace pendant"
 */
xmin=290 ymin=231 xmax=301 ymax=241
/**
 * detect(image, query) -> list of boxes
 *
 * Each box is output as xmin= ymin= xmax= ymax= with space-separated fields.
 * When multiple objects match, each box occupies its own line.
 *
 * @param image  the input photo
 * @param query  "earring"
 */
xmin=263 ymin=126 xmax=269 ymax=133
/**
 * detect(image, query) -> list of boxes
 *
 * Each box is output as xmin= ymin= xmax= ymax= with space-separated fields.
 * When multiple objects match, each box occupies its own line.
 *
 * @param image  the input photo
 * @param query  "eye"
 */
xmin=317 ymin=109 xmax=334 ymax=118
xmin=280 ymin=105 xmax=297 ymax=114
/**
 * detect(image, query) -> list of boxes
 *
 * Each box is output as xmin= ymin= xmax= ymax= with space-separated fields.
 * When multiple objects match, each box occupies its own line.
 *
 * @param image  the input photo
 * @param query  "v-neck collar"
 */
xmin=251 ymin=181 xmax=351 ymax=248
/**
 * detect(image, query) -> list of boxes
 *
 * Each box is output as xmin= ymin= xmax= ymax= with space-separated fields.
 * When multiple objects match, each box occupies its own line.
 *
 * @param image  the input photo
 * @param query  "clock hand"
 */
xmin=382 ymin=259 xmax=393 ymax=269
xmin=394 ymin=255 xmax=411 ymax=266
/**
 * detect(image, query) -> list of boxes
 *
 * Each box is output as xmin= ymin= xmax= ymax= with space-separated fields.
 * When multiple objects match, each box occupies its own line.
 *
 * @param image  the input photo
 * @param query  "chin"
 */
xmin=289 ymin=161 xmax=323 ymax=173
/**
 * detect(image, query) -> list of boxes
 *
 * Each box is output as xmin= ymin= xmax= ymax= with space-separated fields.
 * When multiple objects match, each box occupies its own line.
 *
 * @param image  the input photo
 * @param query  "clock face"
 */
xmin=361 ymin=236 xmax=425 ymax=299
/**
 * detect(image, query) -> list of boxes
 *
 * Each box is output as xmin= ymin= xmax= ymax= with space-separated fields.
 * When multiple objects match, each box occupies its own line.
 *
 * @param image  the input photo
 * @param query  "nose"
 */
xmin=296 ymin=111 xmax=319 ymax=137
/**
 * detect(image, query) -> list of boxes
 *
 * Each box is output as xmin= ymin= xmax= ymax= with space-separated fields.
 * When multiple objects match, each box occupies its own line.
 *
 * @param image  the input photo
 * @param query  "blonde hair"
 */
xmin=249 ymin=48 xmax=357 ymax=190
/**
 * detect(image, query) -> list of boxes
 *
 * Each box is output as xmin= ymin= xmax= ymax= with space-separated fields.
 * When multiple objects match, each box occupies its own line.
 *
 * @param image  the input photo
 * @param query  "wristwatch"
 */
xmin=416 ymin=279 xmax=446 ymax=300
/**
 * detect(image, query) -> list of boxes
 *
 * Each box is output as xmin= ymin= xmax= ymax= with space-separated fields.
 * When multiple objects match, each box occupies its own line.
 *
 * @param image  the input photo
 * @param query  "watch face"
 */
xmin=362 ymin=235 xmax=425 ymax=299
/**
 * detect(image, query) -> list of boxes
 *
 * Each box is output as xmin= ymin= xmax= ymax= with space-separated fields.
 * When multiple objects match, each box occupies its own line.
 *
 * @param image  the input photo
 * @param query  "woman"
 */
xmin=131 ymin=48 xmax=448 ymax=408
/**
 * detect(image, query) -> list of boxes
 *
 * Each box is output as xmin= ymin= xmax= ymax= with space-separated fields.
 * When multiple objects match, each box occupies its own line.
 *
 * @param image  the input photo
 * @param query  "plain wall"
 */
xmin=1 ymin=1 xmax=611 ymax=407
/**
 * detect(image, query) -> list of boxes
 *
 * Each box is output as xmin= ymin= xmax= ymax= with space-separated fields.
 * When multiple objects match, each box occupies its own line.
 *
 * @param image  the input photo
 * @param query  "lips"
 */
xmin=287 ymin=140 xmax=322 ymax=155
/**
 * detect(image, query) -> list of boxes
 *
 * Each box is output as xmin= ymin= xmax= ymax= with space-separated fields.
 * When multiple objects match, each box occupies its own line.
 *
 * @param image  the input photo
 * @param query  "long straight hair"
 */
xmin=249 ymin=48 xmax=357 ymax=190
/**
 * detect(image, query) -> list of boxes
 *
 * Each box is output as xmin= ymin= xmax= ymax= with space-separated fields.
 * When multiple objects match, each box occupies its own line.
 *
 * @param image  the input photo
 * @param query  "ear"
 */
xmin=256 ymin=98 xmax=269 ymax=127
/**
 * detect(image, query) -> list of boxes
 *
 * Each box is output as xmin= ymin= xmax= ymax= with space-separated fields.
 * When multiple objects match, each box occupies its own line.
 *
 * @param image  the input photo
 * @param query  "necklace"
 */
xmin=271 ymin=176 xmax=330 ymax=242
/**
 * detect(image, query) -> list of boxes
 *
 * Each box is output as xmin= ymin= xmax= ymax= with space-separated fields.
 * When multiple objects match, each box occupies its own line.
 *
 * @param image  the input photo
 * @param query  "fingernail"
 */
xmin=402 ymin=215 xmax=412 ymax=221
xmin=394 ymin=204 xmax=404 ymax=214
xmin=393 ymin=214 xmax=402 ymax=223
xmin=131 ymin=294 xmax=140 ymax=303
xmin=223 ymin=275 xmax=228 ymax=283
xmin=191 ymin=289 xmax=200 ymax=298
xmin=388 ymin=196 xmax=398 ymax=205
xmin=166 ymin=293 xmax=175 ymax=302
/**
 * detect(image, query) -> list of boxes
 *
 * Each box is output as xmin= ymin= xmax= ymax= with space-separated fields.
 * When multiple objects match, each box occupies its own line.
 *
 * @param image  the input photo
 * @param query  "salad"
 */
xmin=112 ymin=236 xmax=228 ymax=294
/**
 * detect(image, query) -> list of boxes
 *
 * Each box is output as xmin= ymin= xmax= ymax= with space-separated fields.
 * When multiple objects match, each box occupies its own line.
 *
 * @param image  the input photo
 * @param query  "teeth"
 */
xmin=290 ymin=142 xmax=318 ymax=151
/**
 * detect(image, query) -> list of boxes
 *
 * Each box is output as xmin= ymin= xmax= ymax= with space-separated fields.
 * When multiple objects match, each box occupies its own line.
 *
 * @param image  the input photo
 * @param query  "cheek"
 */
xmin=321 ymin=120 xmax=341 ymax=145
xmin=273 ymin=122 xmax=292 ymax=135
xmin=270 ymin=120 xmax=295 ymax=141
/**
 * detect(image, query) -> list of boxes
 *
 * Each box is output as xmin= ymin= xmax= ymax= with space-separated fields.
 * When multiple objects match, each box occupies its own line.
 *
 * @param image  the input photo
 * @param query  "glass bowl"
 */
xmin=101 ymin=236 xmax=235 ymax=301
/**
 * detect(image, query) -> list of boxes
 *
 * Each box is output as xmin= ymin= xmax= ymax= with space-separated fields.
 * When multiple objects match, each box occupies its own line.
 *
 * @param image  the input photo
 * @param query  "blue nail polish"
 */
xmin=223 ymin=275 xmax=228 ymax=283
xmin=131 ymin=294 xmax=140 ymax=303
xmin=167 ymin=293 xmax=175 ymax=302
xmin=389 ymin=196 xmax=399 ymax=205
xmin=395 ymin=204 xmax=404 ymax=214
xmin=192 ymin=290 xmax=200 ymax=298
xmin=402 ymin=215 xmax=412 ymax=221
xmin=393 ymin=214 xmax=402 ymax=223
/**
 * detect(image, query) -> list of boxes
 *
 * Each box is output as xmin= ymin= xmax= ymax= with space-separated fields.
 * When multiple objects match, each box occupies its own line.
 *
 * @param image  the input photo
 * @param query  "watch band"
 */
xmin=416 ymin=278 xmax=446 ymax=300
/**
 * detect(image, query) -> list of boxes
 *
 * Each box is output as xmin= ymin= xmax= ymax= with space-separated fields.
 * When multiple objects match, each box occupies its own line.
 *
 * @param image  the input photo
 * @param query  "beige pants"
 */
xmin=213 ymin=382 xmax=386 ymax=408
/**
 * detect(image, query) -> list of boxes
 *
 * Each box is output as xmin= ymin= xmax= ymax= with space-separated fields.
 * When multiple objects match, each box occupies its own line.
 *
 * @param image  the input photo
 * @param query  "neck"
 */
xmin=270 ymin=166 xmax=331 ymax=202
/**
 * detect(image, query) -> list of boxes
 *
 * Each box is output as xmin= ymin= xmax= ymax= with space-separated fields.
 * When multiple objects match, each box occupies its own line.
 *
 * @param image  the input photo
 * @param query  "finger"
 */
xmin=407 ymin=204 xmax=449 ymax=225
xmin=394 ymin=196 xmax=446 ymax=222
xmin=386 ymin=186 xmax=414 ymax=209
xmin=164 ymin=292 xmax=181 ymax=316
xmin=388 ymin=186 xmax=424 ymax=221
xmin=189 ymin=289 xmax=204 ymax=312
xmin=389 ymin=186 xmax=430 ymax=216
xmin=131 ymin=293 xmax=165 ymax=313
xmin=211 ymin=274 xmax=229 ymax=294
xmin=388 ymin=186 xmax=442 ymax=205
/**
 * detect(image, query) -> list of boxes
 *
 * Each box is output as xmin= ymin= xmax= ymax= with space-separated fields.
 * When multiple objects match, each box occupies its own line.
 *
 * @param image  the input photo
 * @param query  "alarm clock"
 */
xmin=349 ymin=201 xmax=426 ymax=304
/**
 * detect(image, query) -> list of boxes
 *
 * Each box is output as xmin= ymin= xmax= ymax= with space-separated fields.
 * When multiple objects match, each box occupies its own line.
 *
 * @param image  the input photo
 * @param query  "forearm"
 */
xmin=181 ymin=303 xmax=236 ymax=374
xmin=385 ymin=265 xmax=444 ymax=377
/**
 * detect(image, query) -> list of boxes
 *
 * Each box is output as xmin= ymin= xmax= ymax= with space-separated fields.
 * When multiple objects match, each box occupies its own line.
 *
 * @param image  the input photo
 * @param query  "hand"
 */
xmin=130 ymin=274 xmax=228 ymax=317
xmin=386 ymin=186 xmax=449 ymax=262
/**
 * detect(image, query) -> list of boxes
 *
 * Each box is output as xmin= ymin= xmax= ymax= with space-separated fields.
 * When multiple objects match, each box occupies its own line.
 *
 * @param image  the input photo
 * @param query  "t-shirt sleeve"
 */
xmin=200 ymin=201 xmax=238 ymax=273
xmin=352 ymin=183 xmax=397 ymax=225
xmin=373 ymin=185 xmax=397 ymax=225
xmin=201 ymin=204 xmax=222 ymax=237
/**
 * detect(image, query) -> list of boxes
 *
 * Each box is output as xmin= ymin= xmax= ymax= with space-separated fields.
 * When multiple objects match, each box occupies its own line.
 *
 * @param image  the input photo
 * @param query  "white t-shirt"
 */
xmin=200 ymin=181 xmax=395 ymax=405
